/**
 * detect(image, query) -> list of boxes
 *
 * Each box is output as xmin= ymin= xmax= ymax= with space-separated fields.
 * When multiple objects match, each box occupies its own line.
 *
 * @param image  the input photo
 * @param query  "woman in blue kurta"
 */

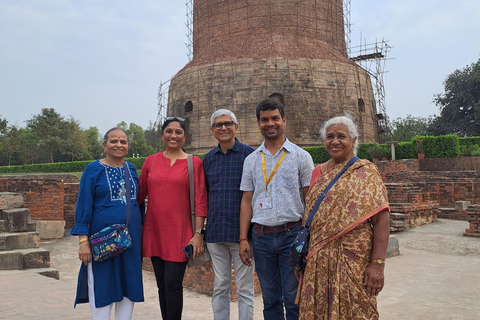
xmin=71 ymin=128 xmax=144 ymax=320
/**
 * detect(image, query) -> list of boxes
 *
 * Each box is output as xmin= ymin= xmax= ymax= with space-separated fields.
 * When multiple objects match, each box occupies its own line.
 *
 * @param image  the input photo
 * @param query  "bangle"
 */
xmin=239 ymin=238 xmax=248 ymax=242
xmin=371 ymin=259 xmax=385 ymax=264
xmin=79 ymin=238 xmax=88 ymax=245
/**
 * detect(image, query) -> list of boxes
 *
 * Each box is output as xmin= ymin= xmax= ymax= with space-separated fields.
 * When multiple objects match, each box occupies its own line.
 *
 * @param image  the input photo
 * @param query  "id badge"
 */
xmin=258 ymin=197 xmax=272 ymax=209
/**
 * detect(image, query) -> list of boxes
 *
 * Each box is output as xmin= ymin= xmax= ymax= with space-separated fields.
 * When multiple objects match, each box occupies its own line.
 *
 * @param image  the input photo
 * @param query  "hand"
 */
xmin=78 ymin=241 xmax=91 ymax=265
xmin=294 ymin=269 xmax=304 ymax=281
xmin=363 ymin=262 xmax=385 ymax=296
xmin=189 ymin=233 xmax=204 ymax=258
xmin=239 ymin=240 xmax=252 ymax=266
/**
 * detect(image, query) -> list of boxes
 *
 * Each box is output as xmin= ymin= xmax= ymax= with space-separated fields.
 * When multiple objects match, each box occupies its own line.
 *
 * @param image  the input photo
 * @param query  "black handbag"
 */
xmin=289 ymin=157 xmax=359 ymax=271
xmin=89 ymin=161 xmax=133 ymax=262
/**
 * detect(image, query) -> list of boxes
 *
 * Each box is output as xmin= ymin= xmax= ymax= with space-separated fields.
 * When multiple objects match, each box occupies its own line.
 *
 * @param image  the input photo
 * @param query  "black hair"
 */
xmin=255 ymin=98 xmax=285 ymax=120
xmin=161 ymin=118 xmax=187 ymax=134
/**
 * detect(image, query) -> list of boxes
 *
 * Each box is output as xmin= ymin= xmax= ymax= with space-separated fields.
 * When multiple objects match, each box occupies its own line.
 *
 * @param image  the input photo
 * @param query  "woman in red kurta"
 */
xmin=138 ymin=117 xmax=207 ymax=320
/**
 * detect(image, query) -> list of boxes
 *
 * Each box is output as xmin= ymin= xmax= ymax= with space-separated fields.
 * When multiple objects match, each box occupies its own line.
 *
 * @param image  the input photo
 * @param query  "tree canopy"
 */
xmin=430 ymin=58 xmax=480 ymax=136
xmin=0 ymin=109 xmax=160 ymax=166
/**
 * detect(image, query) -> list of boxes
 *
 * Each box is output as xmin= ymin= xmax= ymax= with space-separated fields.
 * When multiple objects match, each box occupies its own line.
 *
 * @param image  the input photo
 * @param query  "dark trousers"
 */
xmin=150 ymin=256 xmax=187 ymax=320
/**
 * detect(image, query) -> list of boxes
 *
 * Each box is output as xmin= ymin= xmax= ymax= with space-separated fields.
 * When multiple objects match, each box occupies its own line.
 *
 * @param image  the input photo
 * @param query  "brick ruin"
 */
xmin=167 ymin=0 xmax=379 ymax=153
xmin=2 ymin=157 xmax=479 ymax=294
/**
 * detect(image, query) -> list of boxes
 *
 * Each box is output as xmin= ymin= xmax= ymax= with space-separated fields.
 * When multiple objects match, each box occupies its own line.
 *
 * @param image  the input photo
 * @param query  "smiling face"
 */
xmin=325 ymin=123 xmax=356 ymax=163
xmin=161 ymin=120 xmax=185 ymax=151
xmin=257 ymin=109 xmax=286 ymax=141
xmin=103 ymin=129 xmax=129 ymax=160
xmin=211 ymin=115 xmax=238 ymax=145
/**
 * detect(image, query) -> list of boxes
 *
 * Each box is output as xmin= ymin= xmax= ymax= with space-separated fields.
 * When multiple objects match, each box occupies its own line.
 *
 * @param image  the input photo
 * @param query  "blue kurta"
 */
xmin=70 ymin=160 xmax=144 ymax=308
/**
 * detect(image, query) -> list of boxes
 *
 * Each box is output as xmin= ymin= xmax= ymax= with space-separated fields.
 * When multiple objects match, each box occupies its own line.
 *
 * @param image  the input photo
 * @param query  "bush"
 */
xmin=304 ymin=146 xmax=329 ymax=164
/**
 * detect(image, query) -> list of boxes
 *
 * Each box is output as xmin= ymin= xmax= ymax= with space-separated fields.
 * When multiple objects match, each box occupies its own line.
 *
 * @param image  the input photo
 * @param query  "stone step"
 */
xmin=0 ymin=248 xmax=51 ymax=270
xmin=0 ymin=232 xmax=40 ymax=251
xmin=0 ymin=208 xmax=36 ymax=232
xmin=0 ymin=267 xmax=59 ymax=280
xmin=386 ymin=236 xmax=399 ymax=258
xmin=0 ymin=192 xmax=24 ymax=210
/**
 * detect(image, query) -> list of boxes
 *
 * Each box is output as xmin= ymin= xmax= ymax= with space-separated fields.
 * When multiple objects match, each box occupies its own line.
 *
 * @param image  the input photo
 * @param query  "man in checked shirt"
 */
xmin=203 ymin=109 xmax=255 ymax=320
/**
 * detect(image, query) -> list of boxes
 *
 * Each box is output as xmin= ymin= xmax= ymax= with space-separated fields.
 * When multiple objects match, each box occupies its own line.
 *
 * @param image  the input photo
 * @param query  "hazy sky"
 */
xmin=1 ymin=0 xmax=479 ymax=135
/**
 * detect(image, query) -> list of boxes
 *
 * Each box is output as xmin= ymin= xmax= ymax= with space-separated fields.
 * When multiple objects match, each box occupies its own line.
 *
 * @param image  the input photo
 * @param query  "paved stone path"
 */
xmin=0 ymin=219 xmax=479 ymax=319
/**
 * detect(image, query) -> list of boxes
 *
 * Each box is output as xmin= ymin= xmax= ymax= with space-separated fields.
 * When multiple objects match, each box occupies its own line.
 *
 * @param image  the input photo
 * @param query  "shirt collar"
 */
xmin=214 ymin=137 xmax=240 ymax=154
xmin=256 ymin=137 xmax=293 ymax=156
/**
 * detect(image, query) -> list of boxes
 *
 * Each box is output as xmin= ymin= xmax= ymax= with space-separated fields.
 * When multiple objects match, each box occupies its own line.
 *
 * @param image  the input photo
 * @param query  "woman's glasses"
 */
xmin=212 ymin=121 xmax=235 ymax=129
xmin=165 ymin=117 xmax=185 ymax=122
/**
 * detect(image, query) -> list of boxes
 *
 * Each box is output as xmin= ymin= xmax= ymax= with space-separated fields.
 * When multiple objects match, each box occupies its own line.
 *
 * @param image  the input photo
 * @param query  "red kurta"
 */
xmin=138 ymin=153 xmax=208 ymax=262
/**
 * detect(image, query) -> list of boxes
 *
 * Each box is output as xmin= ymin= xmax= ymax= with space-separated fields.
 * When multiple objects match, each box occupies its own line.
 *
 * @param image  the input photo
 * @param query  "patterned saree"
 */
xmin=298 ymin=159 xmax=390 ymax=320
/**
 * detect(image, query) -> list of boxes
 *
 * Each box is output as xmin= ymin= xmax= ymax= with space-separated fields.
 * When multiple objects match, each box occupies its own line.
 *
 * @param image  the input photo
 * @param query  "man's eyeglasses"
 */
xmin=165 ymin=117 xmax=185 ymax=122
xmin=212 ymin=121 xmax=235 ymax=129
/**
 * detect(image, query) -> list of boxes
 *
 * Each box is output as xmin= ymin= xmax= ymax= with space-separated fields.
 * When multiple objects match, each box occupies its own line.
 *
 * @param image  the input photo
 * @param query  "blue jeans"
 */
xmin=252 ymin=223 xmax=301 ymax=320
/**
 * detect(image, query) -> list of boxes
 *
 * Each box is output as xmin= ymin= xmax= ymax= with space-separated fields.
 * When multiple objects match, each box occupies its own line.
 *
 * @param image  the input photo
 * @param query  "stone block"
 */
xmin=386 ymin=236 xmax=400 ymax=258
xmin=455 ymin=201 xmax=471 ymax=211
xmin=34 ymin=220 xmax=65 ymax=239
xmin=1 ymin=208 xmax=36 ymax=232
xmin=22 ymin=248 xmax=50 ymax=269
xmin=0 ymin=192 xmax=24 ymax=210
xmin=390 ymin=212 xmax=407 ymax=220
xmin=37 ymin=268 xmax=59 ymax=280
xmin=0 ymin=232 xmax=40 ymax=250
xmin=390 ymin=220 xmax=406 ymax=228
xmin=0 ymin=251 xmax=23 ymax=270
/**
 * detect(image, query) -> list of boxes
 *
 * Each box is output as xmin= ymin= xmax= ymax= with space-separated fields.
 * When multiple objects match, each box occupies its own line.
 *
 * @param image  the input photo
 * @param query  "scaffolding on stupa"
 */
xmin=350 ymin=38 xmax=392 ymax=141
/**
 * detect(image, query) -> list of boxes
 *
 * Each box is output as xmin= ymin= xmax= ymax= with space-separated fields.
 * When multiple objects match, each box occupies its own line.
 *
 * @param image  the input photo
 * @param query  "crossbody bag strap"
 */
xmin=123 ymin=161 xmax=132 ymax=227
xmin=187 ymin=154 xmax=195 ymax=233
xmin=304 ymin=156 xmax=359 ymax=228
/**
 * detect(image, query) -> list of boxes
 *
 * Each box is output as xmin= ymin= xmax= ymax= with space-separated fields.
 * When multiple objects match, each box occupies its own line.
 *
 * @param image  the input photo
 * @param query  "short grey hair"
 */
xmin=320 ymin=115 xmax=359 ymax=155
xmin=210 ymin=109 xmax=238 ymax=127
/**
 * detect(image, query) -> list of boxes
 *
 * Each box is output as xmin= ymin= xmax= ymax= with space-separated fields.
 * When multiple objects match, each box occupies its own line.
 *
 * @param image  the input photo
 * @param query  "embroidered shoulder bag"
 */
xmin=89 ymin=161 xmax=133 ymax=262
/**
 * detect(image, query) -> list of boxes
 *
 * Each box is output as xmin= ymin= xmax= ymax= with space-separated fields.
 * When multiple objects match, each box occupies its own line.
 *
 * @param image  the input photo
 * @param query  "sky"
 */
xmin=1 ymin=0 xmax=479 ymax=135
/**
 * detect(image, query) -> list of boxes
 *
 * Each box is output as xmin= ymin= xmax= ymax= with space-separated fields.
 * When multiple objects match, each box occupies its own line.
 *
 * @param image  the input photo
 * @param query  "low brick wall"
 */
xmin=0 ymin=175 xmax=78 ymax=222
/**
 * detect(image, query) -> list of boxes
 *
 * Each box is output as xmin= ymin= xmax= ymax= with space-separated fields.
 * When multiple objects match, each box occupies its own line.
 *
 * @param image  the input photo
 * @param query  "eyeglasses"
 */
xmin=165 ymin=117 xmax=185 ymax=122
xmin=212 ymin=121 xmax=235 ymax=129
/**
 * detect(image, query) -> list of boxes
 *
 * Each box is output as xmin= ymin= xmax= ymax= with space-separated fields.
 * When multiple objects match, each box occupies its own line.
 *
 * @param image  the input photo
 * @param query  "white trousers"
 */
xmin=206 ymin=242 xmax=255 ymax=320
xmin=87 ymin=263 xmax=134 ymax=320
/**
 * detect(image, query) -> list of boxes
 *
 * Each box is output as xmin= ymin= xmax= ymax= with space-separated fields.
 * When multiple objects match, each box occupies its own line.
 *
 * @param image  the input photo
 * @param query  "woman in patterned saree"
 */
xmin=296 ymin=116 xmax=390 ymax=319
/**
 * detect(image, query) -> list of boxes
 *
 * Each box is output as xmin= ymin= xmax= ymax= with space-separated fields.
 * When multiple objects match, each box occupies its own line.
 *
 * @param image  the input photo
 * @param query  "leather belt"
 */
xmin=253 ymin=220 xmax=302 ymax=234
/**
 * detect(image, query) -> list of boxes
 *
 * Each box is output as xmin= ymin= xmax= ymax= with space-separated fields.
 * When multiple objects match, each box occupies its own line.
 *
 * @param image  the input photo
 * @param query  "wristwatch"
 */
xmin=195 ymin=229 xmax=205 ymax=235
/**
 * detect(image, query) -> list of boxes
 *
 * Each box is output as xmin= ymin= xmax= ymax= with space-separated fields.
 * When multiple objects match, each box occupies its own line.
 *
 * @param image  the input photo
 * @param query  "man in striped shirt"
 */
xmin=203 ymin=109 xmax=255 ymax=320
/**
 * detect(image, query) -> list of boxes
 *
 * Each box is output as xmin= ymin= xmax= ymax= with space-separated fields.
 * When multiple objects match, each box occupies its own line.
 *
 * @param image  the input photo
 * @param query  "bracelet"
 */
xmin=371 ymin=259 xmax=385 ymax=264
xmin=239 ymin=238 xmax=248 ymax=242
xmin=79 ymin=238 xmax=89 ymax=245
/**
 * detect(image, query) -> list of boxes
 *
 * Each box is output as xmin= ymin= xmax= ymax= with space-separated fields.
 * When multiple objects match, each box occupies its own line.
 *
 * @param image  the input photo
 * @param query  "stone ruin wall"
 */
xmin=168 ymin=0 xmax=378 ymax=154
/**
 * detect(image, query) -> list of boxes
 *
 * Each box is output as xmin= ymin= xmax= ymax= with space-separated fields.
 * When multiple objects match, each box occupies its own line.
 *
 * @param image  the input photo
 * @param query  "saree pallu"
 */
xmin=298 ymin=159 xmax=390 ymax=320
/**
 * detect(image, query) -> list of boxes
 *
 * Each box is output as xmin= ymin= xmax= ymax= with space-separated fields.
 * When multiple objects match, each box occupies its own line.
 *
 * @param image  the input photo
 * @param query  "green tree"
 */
xmin=18 ymin=129 xmax=40 ymax=164
xmin=2 ymin=126 xmax=22 ymax=165
xmin=61 ymin=118 xmax=90 ymax=161
xmin=385 ymin=115 xmax=433 ymax=142
xmin=84 ymin=126 xmax=102 ymax=159
xmin=26 ymin=108 xmax=64 ymax=163
xmin=145 ymin=121 xmax=160 ymax=152
xmin=127 ymin=123 xmax=155 ymax=157
xmin=430 ymin=58 xmax=480 ymax=136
